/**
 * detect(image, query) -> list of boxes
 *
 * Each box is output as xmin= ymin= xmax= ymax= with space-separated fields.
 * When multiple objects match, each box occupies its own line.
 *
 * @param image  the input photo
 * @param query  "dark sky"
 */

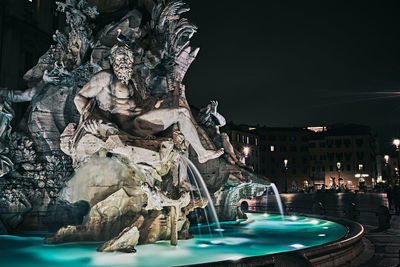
xmin=183 ymin=0 xmax=400 ymax=152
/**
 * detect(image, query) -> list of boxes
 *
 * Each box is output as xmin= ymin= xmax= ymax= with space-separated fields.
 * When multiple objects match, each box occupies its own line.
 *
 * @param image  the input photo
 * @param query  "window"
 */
xmin=292 ymin=169 xmax=296 ymax=174
xmin=279 ymin=136 xmax=286 ymax=141
xmin=246 ymin=136 xmax=249 ymax=144
xmin=309 ymin=142 xmax=316 ymax=148
xmin=270 ymin=145 xmax=275 ymax=152
xmin=346 ymin=165 xmax=351 ymax=171
xmin=290 ymin=146 xmax=297 ymax=152
xmin=319 ymin=142 xmax=326 ymax=148
xmin=345 ymin=152 xmax=352 ymax=160
xmin=280 ymin=146 xmax=287 ymax=152
xmin=327 ymin=140 xmax=333 ymax=148
xmin=329 ymin=165 xmax=333 ymax=171
xmin=335 ymin=139 xmax=342 ymax=148
xmin=322 ymin=166 xmax=325 ymax=171
xmin=358 ymin=164 xmax=364 ymax=171
xmin=269 ymin=136 xmax=276 ymax=141
xmin=312 ymin=166 xmax=316 ymax=172
xmin=255 ymin=138 xmax=258 ymax=146
xmin=290 ymin=136 xmax=296 ymax=142
xmin=356 ymin=138 xmax=363 ymax=146
xmin=335 ymin=152 xmax=343 ymax=161
xmin=344 ymin=139 xmax=351 ymax=148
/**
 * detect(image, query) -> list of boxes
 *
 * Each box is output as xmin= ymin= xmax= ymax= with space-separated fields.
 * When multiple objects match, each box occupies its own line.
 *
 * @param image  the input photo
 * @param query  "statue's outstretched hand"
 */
xmin=83 ymin=119 xmax=101 ymax=135
xmin=43 ymin=70 xmax=60 ymax=84
xmin=210 ymin=100 xmax=218 ymax=114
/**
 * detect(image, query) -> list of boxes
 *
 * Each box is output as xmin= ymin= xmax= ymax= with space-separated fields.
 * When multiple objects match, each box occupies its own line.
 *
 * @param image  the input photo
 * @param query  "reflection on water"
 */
xmin=0 ymin=214 xmax=346 ymax=267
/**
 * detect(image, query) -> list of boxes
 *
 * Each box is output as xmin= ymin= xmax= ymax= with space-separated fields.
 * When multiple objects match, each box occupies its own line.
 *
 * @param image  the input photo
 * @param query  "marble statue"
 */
xmin=0 ymin=0 xmax=269 ymax=252
xmin=72 ymin=44 xmax=223 ymax=164
xmin=197 ymin=100 xmax=244 ymax=166
xmin=0 ymin=97 xmax=14 ymax=177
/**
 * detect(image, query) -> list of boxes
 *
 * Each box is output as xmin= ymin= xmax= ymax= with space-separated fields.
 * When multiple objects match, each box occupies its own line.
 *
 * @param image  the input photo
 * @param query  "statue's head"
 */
xmin=109 ymin=44 xmax=134 ymax=85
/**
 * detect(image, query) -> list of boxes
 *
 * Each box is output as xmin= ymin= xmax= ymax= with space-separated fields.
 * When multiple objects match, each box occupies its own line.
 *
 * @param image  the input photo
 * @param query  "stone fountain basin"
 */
xmin=0 ymin=213 xmax=360 ymax=267
xmin=190 ymin=213 xmax=364 ymax=267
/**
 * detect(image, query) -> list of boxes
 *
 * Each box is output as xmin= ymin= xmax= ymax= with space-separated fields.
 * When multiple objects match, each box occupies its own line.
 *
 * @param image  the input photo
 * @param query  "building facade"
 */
xmin=225 ymin=124 xmax=261 ymax=174
xmin=225 ymin=123 xmax=378 ymax=191
xmin=256 ymin=127 xmax=312 ymax=193
xmin=308 ymin=125 xmax=378 ymax=190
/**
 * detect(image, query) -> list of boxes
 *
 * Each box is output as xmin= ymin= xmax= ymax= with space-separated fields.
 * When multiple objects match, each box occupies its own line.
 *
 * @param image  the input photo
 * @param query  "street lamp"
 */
xmin=393 ymin=139 xmax=400 ymax=185
xmin=336 ymin=162 xmax=341 ymax=188
xmin=243 ymin=146 xmax=250 ymax=157
xmin=384 ymin=155 xmax=390 ymax=184
xmin=283 ymin=159 xmax=288 ymax=193
xmin=242 ymin=146 xmax=250 ymax=165
xmin=384 ymin=155 xmax=389 ymax=164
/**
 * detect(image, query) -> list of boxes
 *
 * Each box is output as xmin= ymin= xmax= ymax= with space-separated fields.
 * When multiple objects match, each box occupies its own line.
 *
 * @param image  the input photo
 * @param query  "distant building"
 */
xmin=255 ymin=127 xmax=312 ymax=193
xmin=225 ymin=123 xmax=378 ymax=191
xmin=308 ymin=124 xmax=378 ymax=190
xmin=224 ymin=123 xmax=260 ymax=173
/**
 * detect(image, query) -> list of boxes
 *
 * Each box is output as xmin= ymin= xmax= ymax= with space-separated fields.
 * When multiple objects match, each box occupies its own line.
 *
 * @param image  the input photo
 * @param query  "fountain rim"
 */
xmin=184 ymin=213 xmax=364 ymax=267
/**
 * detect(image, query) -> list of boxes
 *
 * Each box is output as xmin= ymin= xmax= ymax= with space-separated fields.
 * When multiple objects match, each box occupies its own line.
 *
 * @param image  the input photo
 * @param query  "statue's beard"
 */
xmin=114 ymin=65 xmax=133 ymax=85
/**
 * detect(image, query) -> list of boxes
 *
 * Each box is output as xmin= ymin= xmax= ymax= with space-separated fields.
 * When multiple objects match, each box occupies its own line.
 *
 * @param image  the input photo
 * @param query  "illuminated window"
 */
xmin=358 ymin=164 xmax=363 ymax=171
xmin=347 ymin=181 xmax=352 ymax=185
xmin=270 ymin=145 xmax=275 ymax=152
xmin=246 ymin=136 xmax=249 ymax=144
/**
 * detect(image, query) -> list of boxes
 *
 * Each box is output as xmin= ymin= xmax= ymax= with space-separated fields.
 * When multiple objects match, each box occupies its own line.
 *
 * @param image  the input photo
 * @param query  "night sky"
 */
xmin=183 ymin=0 xmax=400 ymax=152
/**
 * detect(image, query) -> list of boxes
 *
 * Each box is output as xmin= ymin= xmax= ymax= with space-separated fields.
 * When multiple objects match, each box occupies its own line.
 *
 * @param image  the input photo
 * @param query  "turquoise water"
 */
xmin=0 ymin=214 xmax=347 ymax=267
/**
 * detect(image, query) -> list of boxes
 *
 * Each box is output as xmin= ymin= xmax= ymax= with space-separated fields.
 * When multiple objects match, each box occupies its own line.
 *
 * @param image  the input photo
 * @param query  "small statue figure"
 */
xmin=73 ymin=44 xmax=223 ymax=163
xmin=196 ymin=100 xmax=244 ymax=166
xmin=0 ymin=96 xmax=14 ymax=177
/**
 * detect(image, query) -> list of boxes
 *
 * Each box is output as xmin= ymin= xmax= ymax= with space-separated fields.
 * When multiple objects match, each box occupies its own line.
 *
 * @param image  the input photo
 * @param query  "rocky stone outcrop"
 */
xmin=98 ymin=226 xmax=140 ymax=253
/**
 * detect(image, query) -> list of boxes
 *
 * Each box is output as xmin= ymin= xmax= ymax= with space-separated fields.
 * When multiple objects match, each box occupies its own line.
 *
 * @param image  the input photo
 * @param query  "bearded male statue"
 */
xmin=73 ymin=44 xmax=223 ymax=163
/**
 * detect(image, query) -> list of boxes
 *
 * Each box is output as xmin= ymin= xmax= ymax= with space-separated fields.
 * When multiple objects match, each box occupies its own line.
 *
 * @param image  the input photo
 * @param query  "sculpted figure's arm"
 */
xmin=74 ymin=71 xmax=111 ymax=113
xmin=1 ymin=81 xmax=46 ymax=103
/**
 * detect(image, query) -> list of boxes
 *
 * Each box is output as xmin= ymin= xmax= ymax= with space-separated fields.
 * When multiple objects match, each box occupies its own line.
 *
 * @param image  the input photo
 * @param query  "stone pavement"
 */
xmin=357 ymin=214 xmax=400 ymax=267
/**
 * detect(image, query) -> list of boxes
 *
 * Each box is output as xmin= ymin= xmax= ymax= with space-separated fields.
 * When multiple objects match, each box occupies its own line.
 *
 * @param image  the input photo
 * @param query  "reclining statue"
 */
xmin=73 ymin=44 xmax=223 ymax=163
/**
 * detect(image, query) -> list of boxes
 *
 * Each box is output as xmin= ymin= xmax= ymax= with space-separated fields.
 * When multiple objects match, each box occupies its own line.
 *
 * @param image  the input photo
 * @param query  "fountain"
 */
xmin=0 ymin=1 xmax=364 ymax=266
